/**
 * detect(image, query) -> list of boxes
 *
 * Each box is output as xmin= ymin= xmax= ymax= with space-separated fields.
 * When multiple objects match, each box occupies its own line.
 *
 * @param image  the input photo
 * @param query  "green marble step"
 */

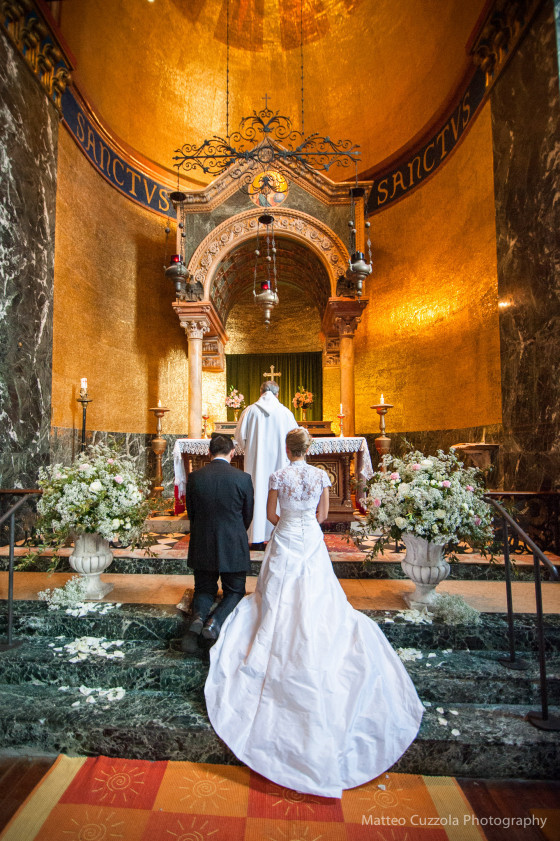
xmin=0 ymin=638 xmax=207 ymax=695
xmin=405 ymin=649 xmax=560 ymax=705
xmin=5 ymin=553 xmax=554 ymax=581
xmin=0 ymin=637 xmax=558 ymax=706
xmin=3 ymin=602 xmax=560 ymax=652
xmin=0 ymin=683 xmax=557 ymax=778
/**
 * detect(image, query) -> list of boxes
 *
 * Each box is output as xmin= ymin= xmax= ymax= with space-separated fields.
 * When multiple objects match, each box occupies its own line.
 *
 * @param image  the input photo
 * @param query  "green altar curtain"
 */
xmin=226 ymin=352 xmax=323 ymax=421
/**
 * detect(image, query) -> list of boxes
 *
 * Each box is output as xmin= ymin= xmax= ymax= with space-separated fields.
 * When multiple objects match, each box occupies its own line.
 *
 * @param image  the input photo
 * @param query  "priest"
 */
xmin=234 ymin=380 xmax=298 ymax=547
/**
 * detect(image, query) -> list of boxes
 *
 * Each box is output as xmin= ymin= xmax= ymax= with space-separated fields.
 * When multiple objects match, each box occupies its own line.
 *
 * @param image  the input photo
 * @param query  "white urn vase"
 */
xmin=69 ymin=533 xmax=114 ymax=600
xmin=400 ymin=532 xmax=450 ymax=609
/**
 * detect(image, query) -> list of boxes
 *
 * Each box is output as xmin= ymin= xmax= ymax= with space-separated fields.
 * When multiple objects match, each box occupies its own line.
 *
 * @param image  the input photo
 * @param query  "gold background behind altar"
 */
xmin=225 ymin=284 xmax=322 ymax=354
xmin=58 ymin=0 xmax=485 ymax=180
xmin=52 ymin=130 xmax=191 ymax=436
xmin=52 ymin=104 xmax=501 ymax=437
xmin=355 ymin=102 xmax=502 ymax=434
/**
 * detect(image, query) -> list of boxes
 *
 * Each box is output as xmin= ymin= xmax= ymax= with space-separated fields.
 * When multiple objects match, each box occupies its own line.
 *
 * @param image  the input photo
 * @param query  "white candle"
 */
xmin=158 ymin=399 xmax=162 ymax=407
xmin=380 ymin=394 xmax=384 ymax=404
xmin=340 ymin=403 xmax=343 ymax=414
xmin=81 ymin=378 xmax=87 ymax=391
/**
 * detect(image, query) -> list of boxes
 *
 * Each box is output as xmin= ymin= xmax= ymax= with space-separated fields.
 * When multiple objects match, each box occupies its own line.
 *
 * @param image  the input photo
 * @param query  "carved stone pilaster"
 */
xmin=202 ymin=337 xmax=225 ymax=372
xmin=0 ymin=1 xmax=73 ymax=111
xmin=470 ymin=0 xmax=543 ymax=87
xmin=323 ymin=336 xmax=340 ymax=368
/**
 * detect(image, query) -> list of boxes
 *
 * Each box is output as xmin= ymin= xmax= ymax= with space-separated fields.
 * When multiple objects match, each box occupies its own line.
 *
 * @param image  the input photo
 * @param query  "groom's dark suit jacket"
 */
xmin=185 ymin=458 xmax=254 ymax=573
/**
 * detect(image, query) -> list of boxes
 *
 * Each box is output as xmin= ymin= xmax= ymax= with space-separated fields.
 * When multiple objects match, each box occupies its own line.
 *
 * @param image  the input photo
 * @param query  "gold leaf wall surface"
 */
xmin=225 ymin=283 xmax=322 ymax=354
xmin=354 ymin=102 xmax=502 ymax=435
xmin=58 ymin=0 xmax=486 ymax=178
xmin=52 ymin=130 xmax=191 ymax=436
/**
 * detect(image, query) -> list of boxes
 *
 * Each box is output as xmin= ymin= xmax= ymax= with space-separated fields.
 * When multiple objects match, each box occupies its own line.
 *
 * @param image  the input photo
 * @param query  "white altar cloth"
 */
xmin=173 ymin=437 xmax=373 ymax=499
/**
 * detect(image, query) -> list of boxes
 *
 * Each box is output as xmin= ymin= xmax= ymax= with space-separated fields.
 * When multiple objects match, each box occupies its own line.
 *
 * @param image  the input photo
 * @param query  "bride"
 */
xmin=205 ymin=427 xmax=423 ymax=798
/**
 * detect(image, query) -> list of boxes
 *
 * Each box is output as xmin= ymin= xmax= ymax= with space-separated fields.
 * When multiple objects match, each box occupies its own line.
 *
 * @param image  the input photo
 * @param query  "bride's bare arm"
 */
xmin=267 ymin=488 xmax=280 ymax=525
xmin=316 ymin=487 xmax=329 ymax=524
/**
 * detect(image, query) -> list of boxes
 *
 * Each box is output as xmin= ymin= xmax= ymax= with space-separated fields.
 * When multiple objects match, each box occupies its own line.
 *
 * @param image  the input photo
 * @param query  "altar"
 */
xmin=173 ymin=437 xmax=373 ymax=522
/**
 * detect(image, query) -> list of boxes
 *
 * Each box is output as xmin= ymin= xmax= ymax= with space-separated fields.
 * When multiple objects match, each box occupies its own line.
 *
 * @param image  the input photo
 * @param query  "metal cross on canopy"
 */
xmin=263 ymin=365 xmax=281 ymax=382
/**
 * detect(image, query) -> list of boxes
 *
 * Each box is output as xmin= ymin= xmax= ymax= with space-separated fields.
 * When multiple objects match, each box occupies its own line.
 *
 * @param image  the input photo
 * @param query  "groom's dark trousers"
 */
xmin=185 ymin=457 xmax=254 ymax=629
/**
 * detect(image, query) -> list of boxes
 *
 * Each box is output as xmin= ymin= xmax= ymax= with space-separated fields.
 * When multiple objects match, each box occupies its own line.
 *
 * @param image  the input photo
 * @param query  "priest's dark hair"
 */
xmin=261 ymin=381 xmax=279 ymax=396
xmin=209 ymin=434 xmax=235 ymax=456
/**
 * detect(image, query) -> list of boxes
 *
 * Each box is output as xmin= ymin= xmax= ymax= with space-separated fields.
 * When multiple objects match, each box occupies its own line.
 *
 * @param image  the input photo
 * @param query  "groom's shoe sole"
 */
xmin=188 ymin=616 xmax=204 ymax=634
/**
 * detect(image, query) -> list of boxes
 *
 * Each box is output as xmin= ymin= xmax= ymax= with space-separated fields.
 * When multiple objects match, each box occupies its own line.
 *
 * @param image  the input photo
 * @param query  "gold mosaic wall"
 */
xmin=225 ymin=283 xmax=322 ymax=355
xmin=354 ymin=102 xmax=502 ymax=434
xmin=58 ymin=0 xmax=485 ymax=180
xmin=52 ymin=130 xmax=191 ymax=435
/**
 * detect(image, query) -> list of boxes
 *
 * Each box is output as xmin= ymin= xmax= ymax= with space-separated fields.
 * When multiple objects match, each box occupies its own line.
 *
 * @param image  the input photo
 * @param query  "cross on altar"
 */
xmin=263 ymin=364 xmax=281 ymax=382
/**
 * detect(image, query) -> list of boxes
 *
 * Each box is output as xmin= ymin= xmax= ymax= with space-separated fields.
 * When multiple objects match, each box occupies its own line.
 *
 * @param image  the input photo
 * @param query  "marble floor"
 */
xmin=1 ymin=571 xmax=559 ymax=614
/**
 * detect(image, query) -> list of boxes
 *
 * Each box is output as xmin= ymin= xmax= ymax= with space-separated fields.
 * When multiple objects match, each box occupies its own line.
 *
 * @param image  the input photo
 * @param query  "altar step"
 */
xmin=3 ymin=602 xmax=560 ymax=650
xmin=0 ymin=635 xmax=558 ymax=707
xmin=3 ymin=545 xmax=557 ymax=582
xmin=0 ymin=600 xmax=559 ymax=779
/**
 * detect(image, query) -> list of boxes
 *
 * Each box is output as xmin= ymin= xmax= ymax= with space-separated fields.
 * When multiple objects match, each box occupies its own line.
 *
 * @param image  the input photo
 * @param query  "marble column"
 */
xmin=0 ymin=29 xmax=58 ymax=488
xmin=335 ymin=316 xmax=362 ymax=436
xmin=490 ymin=1 xmax=560 ymax=489
xmin=185 ymin=320 xmax=209 ymax=438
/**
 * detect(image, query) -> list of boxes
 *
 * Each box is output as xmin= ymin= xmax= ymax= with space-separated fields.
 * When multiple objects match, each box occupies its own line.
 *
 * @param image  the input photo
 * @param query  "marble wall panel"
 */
xmin=491 ymin=1 xmax=560 ymax=491
xmin=0 ymin=31 xmax=58 ymax=489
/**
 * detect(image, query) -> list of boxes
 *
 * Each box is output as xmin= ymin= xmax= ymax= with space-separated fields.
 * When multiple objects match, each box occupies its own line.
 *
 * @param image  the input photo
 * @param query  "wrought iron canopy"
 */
xmin=173 ymin=103 xmax=360 ymax=184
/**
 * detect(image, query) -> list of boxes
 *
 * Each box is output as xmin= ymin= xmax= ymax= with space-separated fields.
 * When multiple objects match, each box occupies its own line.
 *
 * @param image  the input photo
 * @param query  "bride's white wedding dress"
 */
xmin=205 ymin=460 xmax=424 ymax=798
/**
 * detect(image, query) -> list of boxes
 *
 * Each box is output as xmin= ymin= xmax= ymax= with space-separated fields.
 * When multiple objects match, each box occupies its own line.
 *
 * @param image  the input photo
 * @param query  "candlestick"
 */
xmin=336 ymin=412 xmax=345 ymax=438
xmin=201 ymin=413 xmax=210 ymax=438
xmin=76 ymin=384 xmax=93 ymax=453
xmin=148 ymin=404 xmax=170 ymax=501
xmin=371 ymin=398 xmax=394 ymax=471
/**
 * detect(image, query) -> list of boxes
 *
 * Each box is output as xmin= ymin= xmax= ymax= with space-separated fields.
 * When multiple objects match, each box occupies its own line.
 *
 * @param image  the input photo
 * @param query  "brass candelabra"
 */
xmin=337 ymin=412 xmax=346 ymax=438
xmin=148 ymin=404 xmax=170 ymax=500
xmin=371 ymin=397 xmax=394 ymax=471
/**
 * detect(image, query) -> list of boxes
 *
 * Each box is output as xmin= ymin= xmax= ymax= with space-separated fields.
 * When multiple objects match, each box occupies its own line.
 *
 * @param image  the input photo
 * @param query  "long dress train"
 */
xmin=205 ymin=461 xmax=424 ymax=798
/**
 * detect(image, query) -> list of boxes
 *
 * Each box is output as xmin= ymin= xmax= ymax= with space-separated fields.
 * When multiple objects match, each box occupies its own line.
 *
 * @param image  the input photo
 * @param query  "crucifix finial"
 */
xmin=263 ymin=364 xmax=281 ymax=382
xmin=262 ymin=93 xmax=271 ymax=109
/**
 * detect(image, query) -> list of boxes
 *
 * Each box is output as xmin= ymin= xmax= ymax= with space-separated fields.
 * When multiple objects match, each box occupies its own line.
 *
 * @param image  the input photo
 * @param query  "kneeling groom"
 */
xmin=182 ymin=433 xmax=254 ymax=652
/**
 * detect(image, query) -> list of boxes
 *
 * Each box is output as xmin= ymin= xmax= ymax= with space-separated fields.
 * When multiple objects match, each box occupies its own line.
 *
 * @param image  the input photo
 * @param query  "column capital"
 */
xmin=182 ymin=319 xmax=210 ymax=340
xmin=322 ymin=297 xmax=368 ymax=339
xmin=172 ymin=300 xmax=228 ymax=344
xmin=334 ymin=315 xmax=362 ymax=338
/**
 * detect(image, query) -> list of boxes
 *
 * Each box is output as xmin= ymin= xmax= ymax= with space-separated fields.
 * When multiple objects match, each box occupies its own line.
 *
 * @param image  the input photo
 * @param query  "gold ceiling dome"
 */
xmin=59 ymin=0 xmax=487 ymax=180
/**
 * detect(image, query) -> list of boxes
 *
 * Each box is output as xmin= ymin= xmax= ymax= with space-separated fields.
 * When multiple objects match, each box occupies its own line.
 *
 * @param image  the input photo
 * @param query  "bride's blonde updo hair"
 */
xmin=286 ymin=427 xmax=312 ymax=457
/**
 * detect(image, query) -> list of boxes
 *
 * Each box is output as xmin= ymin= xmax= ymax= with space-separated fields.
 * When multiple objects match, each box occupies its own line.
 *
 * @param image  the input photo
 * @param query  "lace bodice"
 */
xmin=269 ymin=460 xmax=331 ymax=513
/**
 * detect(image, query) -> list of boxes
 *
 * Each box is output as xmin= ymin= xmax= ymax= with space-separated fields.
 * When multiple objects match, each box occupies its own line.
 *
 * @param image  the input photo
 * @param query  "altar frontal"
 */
xmin=173 ymin=437 xmax=373 ymax=522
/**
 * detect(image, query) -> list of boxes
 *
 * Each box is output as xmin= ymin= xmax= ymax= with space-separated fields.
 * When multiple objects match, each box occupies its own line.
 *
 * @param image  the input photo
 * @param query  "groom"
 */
xmin=180 ymin=433 xmax=254 ymax=652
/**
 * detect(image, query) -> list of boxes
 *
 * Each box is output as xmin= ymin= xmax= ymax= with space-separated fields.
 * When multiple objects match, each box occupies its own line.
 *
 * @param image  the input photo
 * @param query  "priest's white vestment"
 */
xmin=234 ymin=392 xmax=299 ymax=543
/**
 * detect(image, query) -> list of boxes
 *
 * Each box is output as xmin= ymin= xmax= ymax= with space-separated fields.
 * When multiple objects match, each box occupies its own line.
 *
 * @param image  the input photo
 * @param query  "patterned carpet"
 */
xmin=0 ymin=754 xmax=499 ymax=841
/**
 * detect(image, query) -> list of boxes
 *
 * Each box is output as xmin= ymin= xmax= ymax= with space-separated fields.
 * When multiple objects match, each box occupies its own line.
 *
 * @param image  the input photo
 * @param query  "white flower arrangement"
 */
xmin=363 ymin=449 xmax=493 ymax=556
xmin=23 ymin=443 xmax=152 ymax=569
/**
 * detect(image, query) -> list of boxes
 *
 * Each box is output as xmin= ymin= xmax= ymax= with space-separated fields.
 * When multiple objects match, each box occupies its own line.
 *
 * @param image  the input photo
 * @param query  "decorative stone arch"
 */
xmin=187 ymin=207 xmax=350 ymax=309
